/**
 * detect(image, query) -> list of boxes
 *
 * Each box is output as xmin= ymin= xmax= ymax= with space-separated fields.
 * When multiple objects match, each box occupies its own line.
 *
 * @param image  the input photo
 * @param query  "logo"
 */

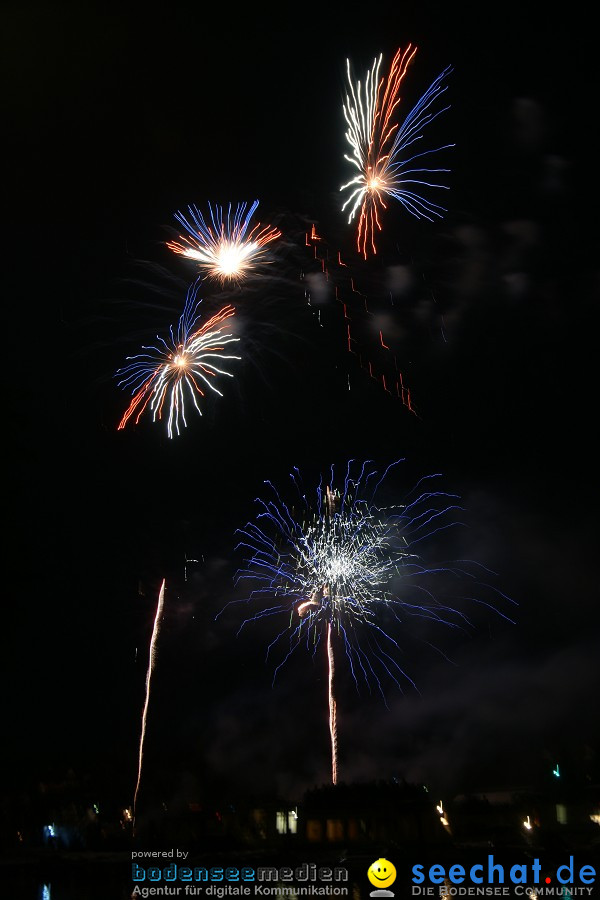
xmin=368 ymin=858 xmax=397 ymax=897
xmin=410 ymin=854 xmax=596 ymax=891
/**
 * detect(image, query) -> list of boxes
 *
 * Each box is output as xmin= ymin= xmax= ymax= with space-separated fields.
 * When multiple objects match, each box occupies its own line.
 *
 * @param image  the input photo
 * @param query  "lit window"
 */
xmin=556 ymin=804 xmax=567 ymax=825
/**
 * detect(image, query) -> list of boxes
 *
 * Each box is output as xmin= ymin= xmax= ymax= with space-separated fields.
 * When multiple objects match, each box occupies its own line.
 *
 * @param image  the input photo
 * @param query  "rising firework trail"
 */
xmin=340 ymin=45 xmax=454 ymax=258
xmin=115 ymin=281 xmax=241 ymax=438
xmin=133 ymin=578 xmax=165 ymax=835
xmin=326 ymin=620 xmax=338 ymax=784
xmin=220 ymin=460 xmax=515 ymax=784
xmin=167 ymin=200 xmax=281 ymax=283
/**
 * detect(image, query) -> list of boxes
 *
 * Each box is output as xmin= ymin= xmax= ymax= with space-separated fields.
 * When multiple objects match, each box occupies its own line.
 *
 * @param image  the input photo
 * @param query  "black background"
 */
xmin=4 ymin=3 xmax=599 ymax=812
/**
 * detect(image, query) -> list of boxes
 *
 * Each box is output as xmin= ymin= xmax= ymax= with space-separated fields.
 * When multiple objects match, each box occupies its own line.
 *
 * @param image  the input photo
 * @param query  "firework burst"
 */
xmin=166 ymin=200 xmax=281 ymax=283
xmin=340 ymin=45 xmax=454 ymax=258
xmin=221 ymin=460 xmax=515 ymax=783
xmin=116 ymin=282 xmax=241 ymax=438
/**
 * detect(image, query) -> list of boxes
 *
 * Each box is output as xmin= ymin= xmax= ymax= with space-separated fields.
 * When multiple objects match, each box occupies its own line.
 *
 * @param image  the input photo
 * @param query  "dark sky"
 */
xmin=4 ymin=4 xmax=599 ymax=811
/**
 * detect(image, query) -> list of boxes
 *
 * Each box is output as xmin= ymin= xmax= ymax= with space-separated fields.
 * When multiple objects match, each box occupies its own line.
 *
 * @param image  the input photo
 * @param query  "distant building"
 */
xmin=298 ymin=781 xmax=451 ymax=849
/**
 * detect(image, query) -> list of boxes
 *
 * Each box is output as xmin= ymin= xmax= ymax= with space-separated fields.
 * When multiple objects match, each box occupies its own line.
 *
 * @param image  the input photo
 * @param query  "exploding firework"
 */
xmin=115 ymin=282 xmax=241 ymax=438
xmin=133 ymin=578 xmax=165 ymax=834
xmin=221 ymin=460 xmax=515 ymax=784
xmin=166 ymin=200 xmax=281 ymax=283
xmin=340 ymin=45 xmax=454 ymax=258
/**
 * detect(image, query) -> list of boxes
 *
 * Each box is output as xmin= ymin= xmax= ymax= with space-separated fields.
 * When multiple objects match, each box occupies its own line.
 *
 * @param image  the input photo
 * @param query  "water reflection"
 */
xmin=262 ymin=885 xmax=361 ymax=899
xmin=0 ymin=876 xmax=364 ymax=900
xmin=438 ymin=878 xmax=576 ymax=899
xmin=26 ymin=877 xmax=364 ymax=900
xmin=21 ymin=877 xmax=575 ymax=899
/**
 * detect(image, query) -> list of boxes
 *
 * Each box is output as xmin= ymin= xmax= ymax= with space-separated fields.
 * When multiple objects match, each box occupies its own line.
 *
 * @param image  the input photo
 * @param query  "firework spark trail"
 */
xmin=340 ymin=45 xmax=454 ymax=258
xmin=220 ymin=460 xmax=516 ymax=783
xmin=133 ymin=579 xmax=165 ymax=834
xmin=167 ymin=200 xmax=281 ymax=283
xmin=304 ymin=224 xmax=416 ymax=411
xmin=115 ymin=281 xmax=241 ymax=438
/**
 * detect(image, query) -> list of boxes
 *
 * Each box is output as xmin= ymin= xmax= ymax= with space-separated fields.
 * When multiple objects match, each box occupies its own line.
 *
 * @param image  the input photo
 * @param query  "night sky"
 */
xmin=4 ymin=4 xmax=599 ymax=813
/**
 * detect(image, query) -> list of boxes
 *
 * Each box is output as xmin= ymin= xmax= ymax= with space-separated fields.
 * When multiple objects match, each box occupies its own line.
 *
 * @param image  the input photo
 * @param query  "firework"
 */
xmin=221 ymin=460 xmax=515 ymax=784
xmin=303 ymin=222 xmax=417 ymax=410
xmin=166 ymin=200 xmax=281 ymax=283
xmin=115 ymin=282 xmax=241 ymax=438
xmin=133 ymin=578 xmax=165 ymax=834
xmin=340 ymin=45 xmax=454 ymax=258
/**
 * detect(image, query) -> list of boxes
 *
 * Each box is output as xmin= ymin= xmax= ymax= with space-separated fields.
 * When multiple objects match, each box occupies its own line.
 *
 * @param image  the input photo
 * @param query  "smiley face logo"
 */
xmin=367 ymin=858 xmax=397 ymax=889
